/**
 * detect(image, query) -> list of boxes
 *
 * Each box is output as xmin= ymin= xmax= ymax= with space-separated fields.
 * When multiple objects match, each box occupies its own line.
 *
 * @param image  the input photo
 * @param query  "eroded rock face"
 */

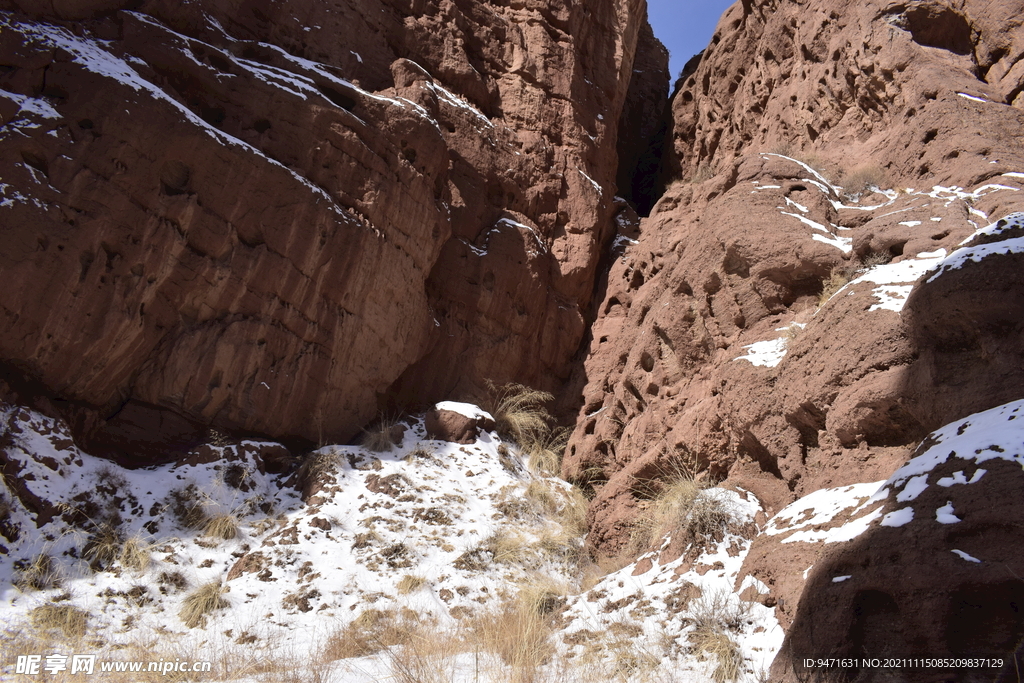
xmin=0 ymin=0 xmax=667 ymax=461
xmin=563 ymin=0 xmax=1024 ymax=555
xmin=766 ymin=400 xmax=1024 ymax=680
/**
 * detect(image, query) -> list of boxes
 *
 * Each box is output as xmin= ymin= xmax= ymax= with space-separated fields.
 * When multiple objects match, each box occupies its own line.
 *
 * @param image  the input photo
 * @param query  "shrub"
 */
xmin=30 ymin=603 xmax=88 ymax=639
xmin=485 ymin=381 xmax=555 ymax=448
xmin=179 ymin=581 xmax=229 ymax=628
xmin=840 ymin=164 xmax=887 ymax=198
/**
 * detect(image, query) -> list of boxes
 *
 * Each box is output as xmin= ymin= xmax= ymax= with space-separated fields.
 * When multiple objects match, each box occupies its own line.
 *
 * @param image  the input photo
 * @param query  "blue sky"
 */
xmin=647 ymin=0 xmax=736 ymax=80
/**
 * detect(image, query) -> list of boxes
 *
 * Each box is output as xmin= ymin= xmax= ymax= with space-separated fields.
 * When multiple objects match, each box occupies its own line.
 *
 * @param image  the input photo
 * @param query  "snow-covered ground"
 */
xmin=8 ymin=393 xmax=1018 ymax=681
xmin=0 ymin=402 xmax=783 ymax=682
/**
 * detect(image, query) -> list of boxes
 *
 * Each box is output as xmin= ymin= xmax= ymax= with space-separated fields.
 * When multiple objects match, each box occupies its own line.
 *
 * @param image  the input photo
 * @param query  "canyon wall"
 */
xmin=560 ymin=0 xmax=1024 ymax=675
xmin=0 ymin=0 xmax=667 ymax=461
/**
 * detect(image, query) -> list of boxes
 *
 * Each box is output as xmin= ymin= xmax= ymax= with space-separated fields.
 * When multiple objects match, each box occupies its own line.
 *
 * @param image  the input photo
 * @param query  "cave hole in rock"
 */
xmin=901 ymin=5 xmax=975 ymax=56
xmin=639 ymin=351 xmax=655 ymax=373
xmin=318 ymin=85 xmax=357 ymax=111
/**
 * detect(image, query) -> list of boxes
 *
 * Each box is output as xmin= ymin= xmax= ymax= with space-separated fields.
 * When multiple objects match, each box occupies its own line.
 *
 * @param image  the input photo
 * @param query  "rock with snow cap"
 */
xmin=424 ymin=401 xmax=496 ymax=444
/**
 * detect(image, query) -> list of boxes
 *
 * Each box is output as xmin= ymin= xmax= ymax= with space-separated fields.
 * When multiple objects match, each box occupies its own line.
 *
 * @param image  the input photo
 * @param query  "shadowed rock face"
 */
xmin=0 ymin=0 xmax=667 ymax=461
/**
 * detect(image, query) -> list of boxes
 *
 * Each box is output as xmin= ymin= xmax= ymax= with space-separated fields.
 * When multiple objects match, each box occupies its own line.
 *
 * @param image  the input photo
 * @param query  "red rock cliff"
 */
xmin=564 ymin=0 xmax=1024 ymax=550
xmin=0 ymin=0 xmax=667 ymax=460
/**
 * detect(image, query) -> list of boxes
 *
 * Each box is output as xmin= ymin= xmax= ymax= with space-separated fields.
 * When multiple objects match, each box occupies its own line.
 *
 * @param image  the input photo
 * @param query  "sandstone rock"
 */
xmin=424 ymin=405 xmax=495 ymax=444
xmin=769 ymin=400 xmax=1024 ymax=680
xmin=0 ymin=0 xmax=665 ymax=462
xmin=564 ymin=0 xmax=1024 ymax=558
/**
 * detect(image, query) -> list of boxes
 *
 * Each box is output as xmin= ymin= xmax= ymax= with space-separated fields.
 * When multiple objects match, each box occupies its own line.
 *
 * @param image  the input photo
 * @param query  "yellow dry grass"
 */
xmin=178 ymin=581 xmax=230 ymax=629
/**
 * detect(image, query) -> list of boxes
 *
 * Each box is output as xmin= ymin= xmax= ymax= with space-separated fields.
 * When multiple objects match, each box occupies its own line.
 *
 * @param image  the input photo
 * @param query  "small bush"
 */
xmin=30 ymin=603 xmax=88 ymax=639
xmin=179 ymin=581 xmax=229 ymax=628
xmin=203 ymin=513 xmax=239 ymax=541
xmin=840 ymin=164 xmax=887 ymax=198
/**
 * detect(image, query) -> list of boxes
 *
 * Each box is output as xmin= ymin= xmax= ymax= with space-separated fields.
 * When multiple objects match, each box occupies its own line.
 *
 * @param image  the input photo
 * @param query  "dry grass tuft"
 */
xmin=485 ymin=381 xmax=555 ymax=448
xmin=16 ymin=553 xmax=61 ymax=591
xmin=30 ymin=603 xmax=88 ymax=639
xmin=690 ymin=626 xmax=743 ymax=682
xmin=203 ymin=513 xmax=239 ymax=540
xmin=397 ymin=574 xmax=427 ymax=595
xmin=179 ymin=581 xmax=230 ymax=628
xmin=362 ymin=414 xmax=401 ymax=453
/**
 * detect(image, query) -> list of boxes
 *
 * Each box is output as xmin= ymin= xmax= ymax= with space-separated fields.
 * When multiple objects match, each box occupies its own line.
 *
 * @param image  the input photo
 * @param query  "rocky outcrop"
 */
xmin=767 ymin=399 xmax=1024 ymax=680
xmin=564 ymin=0 xmax=1024 ymax=552
xmin=0 ymin=0 xmax=667 ymax=462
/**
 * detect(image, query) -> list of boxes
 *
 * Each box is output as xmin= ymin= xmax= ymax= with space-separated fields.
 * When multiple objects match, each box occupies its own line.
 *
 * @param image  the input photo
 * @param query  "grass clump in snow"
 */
xmin=397 ymin=574 xmax=427 ymax=594
xmin=486 ymin=381 xmax=555 ymax=448
xmin=690 ymin=627 xmax=743 ymax=682
xmin=362 ymin=414 xmax=402 ymax=452
xmin=203 ymin=512 xmax=239 ymax=540
xmin=30 ymin=603 xmax=88 ymax=639
xmin=179 ymin=581 xmax=230 ymax=628
xmin=15 ymin=553 xmax=61 ymax=591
